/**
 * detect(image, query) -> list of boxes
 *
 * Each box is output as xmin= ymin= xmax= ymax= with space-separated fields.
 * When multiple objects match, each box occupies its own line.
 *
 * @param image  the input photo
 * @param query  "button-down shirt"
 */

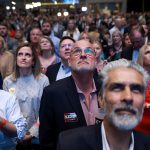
xmin=75 ymin=80 xmax=98 ymax=125
xmin=56 ymin=63 xmax=71 ymax=81
xmin=0 ymin=90 xmax=27 ymax=150
xmin=132 ymin=49 xmax=139 ymax=62
xmin=101 ymin=122 xmax=134 ymax=150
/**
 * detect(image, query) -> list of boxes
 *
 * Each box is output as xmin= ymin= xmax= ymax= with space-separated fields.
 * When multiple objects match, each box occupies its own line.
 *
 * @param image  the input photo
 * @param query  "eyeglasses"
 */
xmin=72 ymin=47 xmax=95 ymax=57
xmin=60 ymin=43 xmax=74 ymax=49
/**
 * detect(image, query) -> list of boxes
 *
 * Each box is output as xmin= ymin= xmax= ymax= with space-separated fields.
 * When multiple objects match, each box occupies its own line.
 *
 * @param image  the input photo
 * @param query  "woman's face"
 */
xmin=93 ymin=42 xmax=102 ymax=58
xmin=17 ymin=46 xmax=33 ymax=69
xmin=40 ymin=38 xmax=52 ymax=51
xmin=124 ymin=35 xmax=132 ymax=47
xmin=80 ymin=33 xmax=90 ymax=41
xmin=143 ymin=46 xmax=150 ymax=67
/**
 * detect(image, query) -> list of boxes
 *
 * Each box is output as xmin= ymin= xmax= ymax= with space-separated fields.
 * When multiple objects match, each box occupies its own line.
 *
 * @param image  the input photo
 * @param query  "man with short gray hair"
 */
xmin=57 ymin=59 xmax=150 ymax=150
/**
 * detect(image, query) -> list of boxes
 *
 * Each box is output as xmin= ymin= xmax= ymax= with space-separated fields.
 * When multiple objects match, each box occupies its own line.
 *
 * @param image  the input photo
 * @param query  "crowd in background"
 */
xmin=0 ymin=10 xmax=150 ymax=150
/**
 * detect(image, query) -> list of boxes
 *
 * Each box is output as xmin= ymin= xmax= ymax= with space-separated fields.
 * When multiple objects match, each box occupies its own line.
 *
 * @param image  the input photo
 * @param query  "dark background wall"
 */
xmin=127 ymin=0 xmax=149 ymax=12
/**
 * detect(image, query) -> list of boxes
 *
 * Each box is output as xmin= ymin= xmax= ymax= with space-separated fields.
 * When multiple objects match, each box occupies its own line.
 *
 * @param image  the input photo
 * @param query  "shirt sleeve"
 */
xmin=6 ymin=94 xmax=27 ymax=140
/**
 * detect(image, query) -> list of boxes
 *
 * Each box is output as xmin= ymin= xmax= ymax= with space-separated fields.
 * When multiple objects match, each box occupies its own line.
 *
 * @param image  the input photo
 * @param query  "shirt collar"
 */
xmin=101 ymin=122 xmax=134 ymax=150
xmin=75 ymin=79 xmax=97 ymax=94
xmin=60 ymin=62 xmax=70 ymax=73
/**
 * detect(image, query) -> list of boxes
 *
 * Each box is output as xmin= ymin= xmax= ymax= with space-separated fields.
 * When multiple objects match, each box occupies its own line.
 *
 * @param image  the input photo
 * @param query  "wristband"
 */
xmin=0 ymin=119 xmax=7 ymax=129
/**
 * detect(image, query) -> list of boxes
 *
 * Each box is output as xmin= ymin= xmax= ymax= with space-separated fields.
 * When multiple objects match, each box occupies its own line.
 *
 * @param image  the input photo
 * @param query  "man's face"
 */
xmin=30 ymin=28 xmax=42 ymax=44
xmin=59 ymin=39 xmax=74 ymax=61
xmin=132 ymin=31 xmax=144 ymax=49
xmin=103 ymin=67 xmax=145 ymax=130
xmin=69 ymin=40 xmax=96 ymax=74
xmin=41 ymin=22 xmax=51 ymax=36
xmin=0 ymin=25 xmax=7 ymax=37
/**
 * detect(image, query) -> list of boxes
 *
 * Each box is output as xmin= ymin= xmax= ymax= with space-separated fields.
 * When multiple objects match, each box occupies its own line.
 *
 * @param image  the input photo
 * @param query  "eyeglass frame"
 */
xmin=71 ymin=47 xmax=96 ymax=57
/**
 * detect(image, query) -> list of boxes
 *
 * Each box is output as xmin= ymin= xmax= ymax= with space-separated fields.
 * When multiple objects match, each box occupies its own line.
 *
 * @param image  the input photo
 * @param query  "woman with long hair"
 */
xmin=39 ymin=36 xmax=58 ymax=74
xmin=3 ymin=43 xmax=49 ymax=149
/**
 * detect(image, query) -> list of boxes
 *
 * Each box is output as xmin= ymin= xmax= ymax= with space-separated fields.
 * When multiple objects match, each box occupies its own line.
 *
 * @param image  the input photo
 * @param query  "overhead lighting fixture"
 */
xmin=63 ymin=11 xmax=69 ymax=16
xmin=6 ymin=6 xmax=10 ymax=10
xmin=25 ymin=4 xmax=33 ymax=9
xmin=12 ymin=6 xmax=16 ymax=10
xmin=54 ymin=1 xmax=57 ymax=4
xmin=57 ymin=12 xmax=62 ymax=17
xmin=11 ymin=1 xmax=16 ymax=5
xmin=81 ymin=7 xmax=87 ymax=12
xmin=32 ymin=2 xmax=41 ymax=7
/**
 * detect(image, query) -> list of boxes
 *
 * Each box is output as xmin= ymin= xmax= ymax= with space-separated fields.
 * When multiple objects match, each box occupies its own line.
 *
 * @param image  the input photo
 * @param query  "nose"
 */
xmin=122 ymin=87 xmax=133 ymax=105
xmin=80 ymin=50 xmax=87 ymax=59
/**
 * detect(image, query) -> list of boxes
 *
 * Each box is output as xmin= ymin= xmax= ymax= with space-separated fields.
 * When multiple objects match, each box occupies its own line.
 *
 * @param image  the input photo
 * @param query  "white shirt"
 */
xmin=0 ymin=90 xmax=27 ymax=150
xmin=101 ymin=122 xmax=134 ymax=150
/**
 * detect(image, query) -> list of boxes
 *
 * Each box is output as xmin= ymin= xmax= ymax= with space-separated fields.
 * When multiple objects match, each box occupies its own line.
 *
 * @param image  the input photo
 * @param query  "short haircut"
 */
xmin=98 ymin=59 xmax=149 ymax=97
xmin=59 ymin=36 xmax=75 ymax=46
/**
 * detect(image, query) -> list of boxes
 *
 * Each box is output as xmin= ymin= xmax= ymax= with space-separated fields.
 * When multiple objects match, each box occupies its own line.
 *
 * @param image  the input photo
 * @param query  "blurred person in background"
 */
xmin=3 ymin=43 xmax=49 ymax=150
xmin=63 ymin=17 xmax=80 ymax=41
xmin=28 ymin=27 xmax=42 ymax=54
xmin=0 ymin=36 xmax=14 ymax=79
xmin=92 ymin=40 xmax=106 ymax=72
xmin=39 ymin=36 xmax=58 ymax=74
xmin=78 ymin=32 xmax=91 ymax=41
xmin=122 ymin=32 xmax=132 ymax=48
xmin=107 ymin=30 xmax=122 ymax=62
xmin=135 ymin=42 xmax=150 ymax=135
xmin=41 ymin=20 xmax=60 ymax=56
xmin=0 ymin=21 xmax=18 ymax=55
xmin=46 ymin=36 xmax=75 ymax=84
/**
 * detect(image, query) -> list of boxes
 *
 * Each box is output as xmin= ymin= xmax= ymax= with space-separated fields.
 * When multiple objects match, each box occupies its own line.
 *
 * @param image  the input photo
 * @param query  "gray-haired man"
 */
xmin=57 ymin=59 xmax=150 ymax=150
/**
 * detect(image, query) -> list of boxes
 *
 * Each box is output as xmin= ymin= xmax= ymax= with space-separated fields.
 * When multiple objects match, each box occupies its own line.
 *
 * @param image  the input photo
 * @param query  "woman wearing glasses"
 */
xmin=3 ymin=43 xmax=49 ymax=150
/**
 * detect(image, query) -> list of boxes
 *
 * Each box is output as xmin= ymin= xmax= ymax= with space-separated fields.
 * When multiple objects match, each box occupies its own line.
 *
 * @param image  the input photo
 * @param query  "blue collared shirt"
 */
xmin=56 ymin=63 xmax=71 ymax=81
xmin=0 ymin=90 xmax=27 ymax=150
xmin=132 ymin=49 xmax=139 ymax=62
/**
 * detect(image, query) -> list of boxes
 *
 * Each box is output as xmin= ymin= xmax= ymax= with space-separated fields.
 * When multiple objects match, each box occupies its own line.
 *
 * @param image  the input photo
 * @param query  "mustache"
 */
xmin=77 ymin=60 xmax=89 ymax=64
xmin=113 ymin=104 xmax=138 ymax=115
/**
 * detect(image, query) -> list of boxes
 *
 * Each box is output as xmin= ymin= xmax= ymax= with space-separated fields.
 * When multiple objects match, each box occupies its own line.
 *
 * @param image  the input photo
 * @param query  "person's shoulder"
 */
xmin=133 ymin=130 xmax=150 ymax=149
xmin=134 ymin=130 xmax=150 ymax=141
xmin=3 ymin=74 xmax=14 ymax=82
xmin=60 ymin=124 xmax=100 ymax=140
xmin=44 ymin=76 xmax=72 ymax=91
xmin=0 ymin=90 xmax=15 ymax=101
xmin=47 ymin=62 xmax=61 ymax=71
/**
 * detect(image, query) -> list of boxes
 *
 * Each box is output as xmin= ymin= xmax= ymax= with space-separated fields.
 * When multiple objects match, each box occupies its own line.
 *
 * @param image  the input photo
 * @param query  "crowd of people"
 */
xmin=0 ymin=10 xmax=150 ymax=150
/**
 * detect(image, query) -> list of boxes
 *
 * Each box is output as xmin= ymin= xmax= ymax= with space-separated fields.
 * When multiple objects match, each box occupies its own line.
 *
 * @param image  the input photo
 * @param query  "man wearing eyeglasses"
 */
xmin=46 ymin=36 xmax=75 ymax=84
xmin=39 ymin=40 xmax=101 ymax=150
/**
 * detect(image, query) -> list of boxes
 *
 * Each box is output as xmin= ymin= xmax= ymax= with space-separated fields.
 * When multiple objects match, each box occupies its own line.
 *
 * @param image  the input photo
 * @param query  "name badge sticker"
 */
xmin=64 ymin=112 xmax=78 ymax=123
